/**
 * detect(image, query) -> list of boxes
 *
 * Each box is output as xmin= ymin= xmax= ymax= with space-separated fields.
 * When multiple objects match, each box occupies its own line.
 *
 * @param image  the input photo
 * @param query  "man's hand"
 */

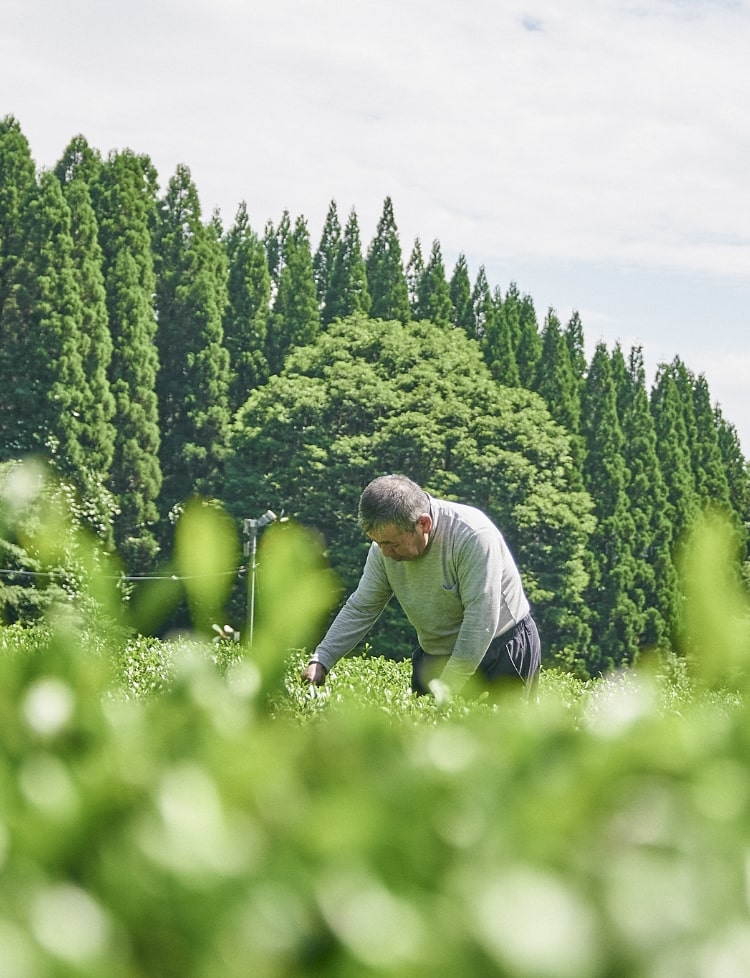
xmin=302 ymin=661 xmax=328 ymax=686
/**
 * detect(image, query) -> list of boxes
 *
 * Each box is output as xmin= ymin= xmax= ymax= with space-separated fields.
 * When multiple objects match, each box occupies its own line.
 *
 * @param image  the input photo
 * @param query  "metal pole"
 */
xmin=243 ymin=511 xmax=277 ymax=648
xmin=247 ymin=524 xmax=258 ymax=647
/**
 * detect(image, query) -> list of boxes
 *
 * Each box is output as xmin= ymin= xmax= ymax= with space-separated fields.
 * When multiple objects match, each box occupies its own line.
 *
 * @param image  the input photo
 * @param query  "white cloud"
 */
xmin=3 ymin=0 xmax=750 ymax=449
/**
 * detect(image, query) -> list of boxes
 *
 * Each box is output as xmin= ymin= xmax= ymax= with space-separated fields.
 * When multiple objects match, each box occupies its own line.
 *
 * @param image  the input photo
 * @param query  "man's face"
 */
xmin=368 ymin=515 xmax=432 ymax=561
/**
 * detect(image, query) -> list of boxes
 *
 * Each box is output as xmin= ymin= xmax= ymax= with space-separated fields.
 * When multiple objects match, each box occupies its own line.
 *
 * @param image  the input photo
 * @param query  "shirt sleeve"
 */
xmin=310 ymin=544 xmax=394 ymax=671
xmin=439 ymin=528 xmax=505 ymax=693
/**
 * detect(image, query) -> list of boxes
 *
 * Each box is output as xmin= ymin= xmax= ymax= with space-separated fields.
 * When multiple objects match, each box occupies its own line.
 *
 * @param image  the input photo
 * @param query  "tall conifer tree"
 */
xmin=481 ymin=286 xmax=520 ymax=387
xmin=580 ymin=343 xmax=641 ymax=673
xmin=223 ymin=202 xmax=271 ymax=413
xmin=92 ymin=149 xmax=162 ymax=571
xmin=365 ymin=197 xmax=410 ymax=322
xmin=414 ymin=240 xmax=452 ymax=327
xmin=534 ymin=309 xmax=581 ymax=437
xmin=324 ymin=208 xmax=371 ymax=325
xmin=715 ymin=413 xmax=750 ymax=552
xmin=405 ymin=238 xmax=425 ymax=317
xmin=264 ymin=210 xmax=291 ymax=297
xmin=58 ymin=175 xmax=116 ymax=478
xmin=511 ymin=284 xmax=542 ymax=388
xmin=313 ymin=199 xmax=341 ymax=320
xmin=54 ymin=134 xmax=102 ymax=186
xmin=565 ymin=311 xmax=587 ymax=391
xmin=689 ymin=372 xmax=731 ymax=509
xmin=266 ymin=215 xmax=320 ymax=374
xmin=0 ymin=116 xmax=36 ymax=322
xmin=0 ymin=170 xmax=87 ymax=475
xmin=449 ymin=253 xmax=473 ymax=333
xmin=470 ymin=265 xmax=494 ymax=341
xmin=612 ymin=345 xmax=678 ymax=647
xmin=650 ymin=362 xmax=699 ymax=552
xmin=154 ymin=164 xmax=231 ymax=514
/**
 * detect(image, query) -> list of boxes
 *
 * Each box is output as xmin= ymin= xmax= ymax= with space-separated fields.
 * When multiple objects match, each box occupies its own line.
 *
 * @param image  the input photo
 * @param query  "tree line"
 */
xmin=1 ymin=114 xmax=748 ymax=675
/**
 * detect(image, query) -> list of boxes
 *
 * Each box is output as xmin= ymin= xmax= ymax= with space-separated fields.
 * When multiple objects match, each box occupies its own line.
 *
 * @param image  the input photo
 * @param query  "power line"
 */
xmin=0 ymin=567 xmax=243 ymax=582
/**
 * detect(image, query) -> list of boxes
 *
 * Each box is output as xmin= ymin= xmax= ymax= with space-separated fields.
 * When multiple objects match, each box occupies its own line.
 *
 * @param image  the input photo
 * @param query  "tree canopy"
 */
xmin=224 ymin=314 xmax=594 ymax=660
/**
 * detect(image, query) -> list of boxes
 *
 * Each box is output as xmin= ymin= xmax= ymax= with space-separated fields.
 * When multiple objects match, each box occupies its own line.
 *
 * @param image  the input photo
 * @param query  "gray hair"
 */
xmin=358 ymin=475 xmax=430 ymax=534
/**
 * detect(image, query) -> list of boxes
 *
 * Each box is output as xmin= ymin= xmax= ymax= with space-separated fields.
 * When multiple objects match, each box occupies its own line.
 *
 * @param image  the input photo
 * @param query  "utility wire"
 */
xmin=0 ymin=567 xmax=243 ymax=582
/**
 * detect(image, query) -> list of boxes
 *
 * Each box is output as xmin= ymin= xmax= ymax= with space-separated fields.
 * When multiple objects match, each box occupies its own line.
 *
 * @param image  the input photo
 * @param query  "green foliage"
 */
xmin=365 ymin=197 xmax=410 ymax=323
xmin=59 ymin=175 xmax=117 ymax=479
xmin=3 ymin=117 xmax=748 ymax=683
xmin=225 ymin=314 xmax=594 ymax=663
xmin=579 ymin=343 xmax=642 ymax=674
xmin=154 ymin=164 xmax=231 ymax=513
xmin=0 ymin=458 xmax=120 ymax=624
xmin=0 ymin=168 xmax=89 ymax=474
xmin=266 ymin=215 xmax=320 ymax=375
xmin=414 ymin=240 xmax=452 ymax=328
xmin=223 ymin=202 xmax=271 ymax=409
xmin=92 ymin=149 xmax=162 ymax=573
xmin=448 ymin=253 xmax=473 ymax=333
xmin=1 ymin=494 xmax=749 ymax=977
xmin=677 ymin=506 xmax=750 ymax=688
xmin=323 ymin=208 xmax=371 ymax=325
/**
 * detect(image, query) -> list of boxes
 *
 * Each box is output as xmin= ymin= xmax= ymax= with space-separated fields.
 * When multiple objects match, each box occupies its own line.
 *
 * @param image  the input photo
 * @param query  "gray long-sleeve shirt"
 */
xmin=310 ymin=495 xmax=530 ymax=689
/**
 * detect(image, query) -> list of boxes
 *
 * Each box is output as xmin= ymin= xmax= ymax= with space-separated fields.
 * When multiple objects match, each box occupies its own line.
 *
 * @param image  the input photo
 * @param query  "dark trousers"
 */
xmin=411 ymin=613 xmax=541 ymax=700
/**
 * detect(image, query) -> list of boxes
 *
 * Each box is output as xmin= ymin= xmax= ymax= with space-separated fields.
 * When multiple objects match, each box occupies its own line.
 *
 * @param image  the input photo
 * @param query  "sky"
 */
xmin=4 ymin=0 xmax=750 ymax=453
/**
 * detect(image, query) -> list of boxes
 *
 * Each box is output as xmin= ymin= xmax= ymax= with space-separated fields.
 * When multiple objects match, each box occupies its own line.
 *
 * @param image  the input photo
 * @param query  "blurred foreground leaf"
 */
xmin=249 ymin=520 xmax=341 ymax=695
xmin=677 ymin=507 xmax=750 ymax=688
xmin=173 ymin=498 xmax=241 ymax=634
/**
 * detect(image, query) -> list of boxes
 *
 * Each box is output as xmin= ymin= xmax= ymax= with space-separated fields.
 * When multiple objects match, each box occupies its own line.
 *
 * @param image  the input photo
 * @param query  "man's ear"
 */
xmin=418 ymin=513 xmax=432 ymax=534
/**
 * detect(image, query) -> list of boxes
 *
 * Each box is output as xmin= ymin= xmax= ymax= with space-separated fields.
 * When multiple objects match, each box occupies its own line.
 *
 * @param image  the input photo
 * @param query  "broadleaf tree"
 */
xmin=224 ymin=314 xmax=594 ymax=666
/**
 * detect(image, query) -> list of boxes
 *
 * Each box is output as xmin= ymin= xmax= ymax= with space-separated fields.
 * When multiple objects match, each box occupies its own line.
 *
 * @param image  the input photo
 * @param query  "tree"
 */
xmin=0 ymin=116 xmax=36 ymax=321
xmin=266 ymin=215 xmax=320 ymax=375
xmin=612 ymin=345 xmax=678 ymax=648
xmin=714 ymin=412 xmax=750 ymax=560
xmin=92 ymin=149 xmax=162 ymax=572
xmin=365 ymin=196 xmax=410 ymax=322
xmin=414 ymin=240 xmax=452 ymax=328
xmin=481 ymin=285 xmax=520 ymax=388
xmin=689 ymin=372 xmax=731 ymax=510
xmin=223 ymin=202 xmax=271 ymax=412
xmin=511 ymin=284 xmax=542 ymax=389
xmin=449 ymin=253 xmax=473 ymax=333
xmin=0 ymin=170 xmax=87 ymax=477
xmin=263 ymin=210 xmax=291 ymax=297
xmin=564 ymin=311 xmax=587 ymax=392
xmin=470 ymin=265 xmax=495 ymax=342
xmin=154 ymin=164 xmax=231 ymax=515
xmin=224 ymin=314 xmax=594 ymax=665
xmin=650 ymin=361 xmax=700 ymax=551
xmin=58 ymin=175 xmax=116 ymax=479
xmin=323 ymin=208 xmax=371 ymax=325
xmin=405 ymin=238 xmax=425 ymax=317
xmin=534 ymin=308 xmax=581 ymax=440
xmin=313 ymin=199 xmax=341 ymax=320
xmin=54 ymin=133 xmax=102 ymax=187
xmin=579 ymin=343 xmax=641 ymax=674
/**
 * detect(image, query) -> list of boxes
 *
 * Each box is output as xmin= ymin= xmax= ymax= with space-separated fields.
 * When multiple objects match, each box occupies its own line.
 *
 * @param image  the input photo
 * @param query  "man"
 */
xmin=303 ymin=474 xmax=541 ymax=700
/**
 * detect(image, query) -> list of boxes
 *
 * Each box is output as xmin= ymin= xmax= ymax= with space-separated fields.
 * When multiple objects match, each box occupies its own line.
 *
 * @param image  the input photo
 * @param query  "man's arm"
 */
xmin=303 ymin=545 xmax=393 ymax=683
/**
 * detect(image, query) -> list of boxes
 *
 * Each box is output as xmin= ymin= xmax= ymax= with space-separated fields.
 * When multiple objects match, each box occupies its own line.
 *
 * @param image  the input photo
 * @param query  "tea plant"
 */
xmin=1 ymin=464 xmax=749 ymax=977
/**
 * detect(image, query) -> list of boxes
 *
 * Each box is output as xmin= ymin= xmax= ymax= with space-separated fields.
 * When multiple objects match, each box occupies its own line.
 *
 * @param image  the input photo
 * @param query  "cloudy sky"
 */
xmin=4 ymin=0 xmax=750 ymax=452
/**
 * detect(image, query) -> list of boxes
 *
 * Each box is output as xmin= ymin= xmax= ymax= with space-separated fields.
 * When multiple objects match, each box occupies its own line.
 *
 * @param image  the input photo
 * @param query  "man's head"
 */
xmin=358 ymin=475 xmax=432 ymax=561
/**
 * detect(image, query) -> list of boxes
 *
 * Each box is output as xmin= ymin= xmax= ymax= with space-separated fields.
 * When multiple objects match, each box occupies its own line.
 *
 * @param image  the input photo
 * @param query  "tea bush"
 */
xmin=1 ymin=466 xmax=750 ymax=977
